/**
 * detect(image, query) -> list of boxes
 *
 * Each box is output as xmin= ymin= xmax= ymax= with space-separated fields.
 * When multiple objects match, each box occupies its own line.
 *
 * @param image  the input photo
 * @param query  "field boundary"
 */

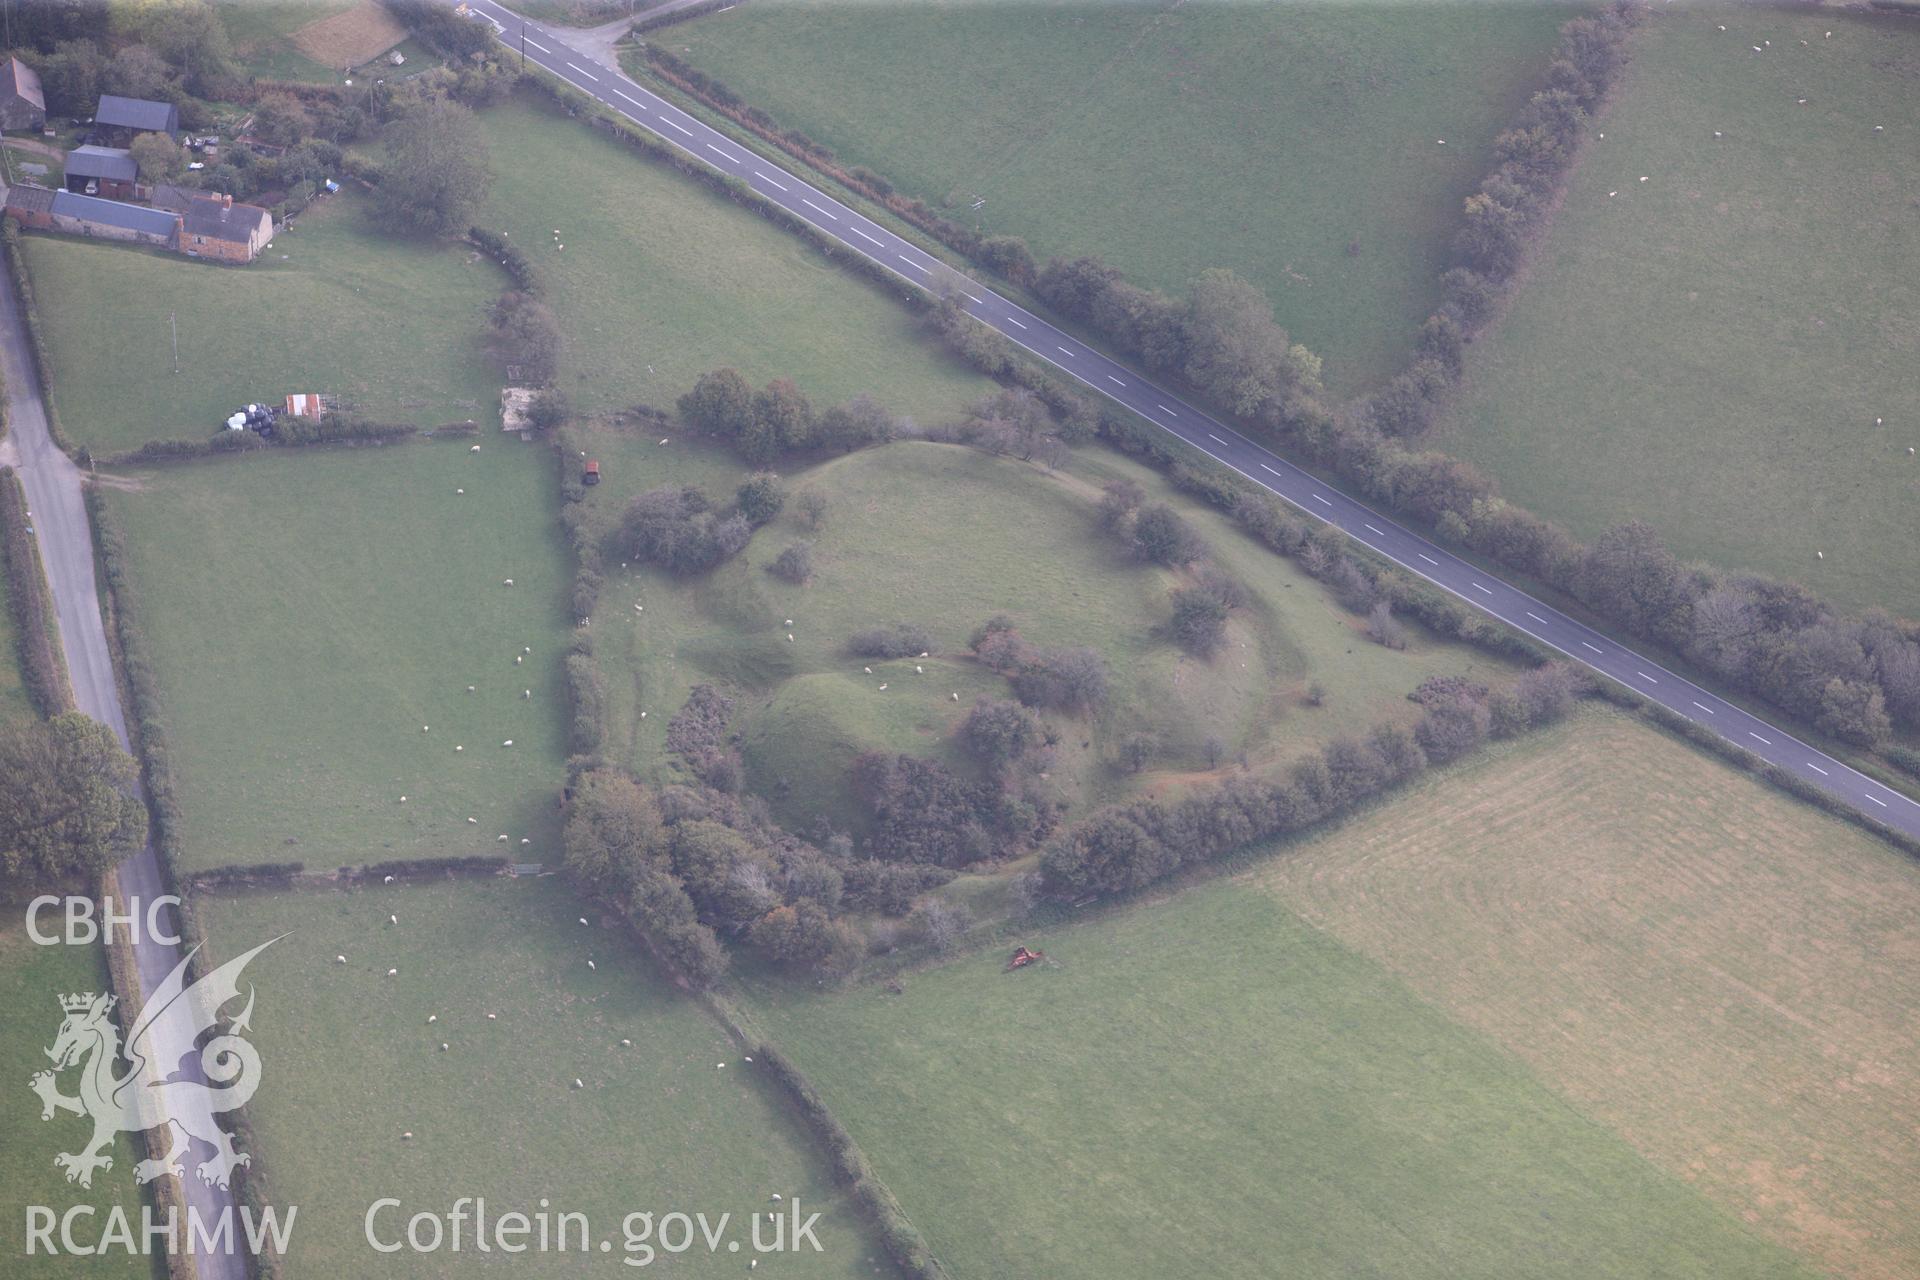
xmin=0 ymin=465 xmax=73 ymax=715
xmin=2 ymin=218 xmax=75 ymax=457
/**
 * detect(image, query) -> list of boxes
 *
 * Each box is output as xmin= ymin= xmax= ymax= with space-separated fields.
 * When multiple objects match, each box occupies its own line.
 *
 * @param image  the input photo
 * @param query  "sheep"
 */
xmin=503 ymin=739 xmax=514 ymax=747
xmin=1717 ymin=23 xmax=1726 ymax=29
xmin=579 ymin=917 xmax=590 ymax=926
xmin=864 ymin=667 xmax=873 ymax=674
xmin=743 ymin=1056 xmax=752 ymax=1063
xmin=915 ymin=665 xmax=923 ymax=674
xmin=1909 ymin=447 xmax=1916 ymax=456
xmin=524 ymin=646 xmax=532 ymax=654
xmin=1817 ymin=551 xmax=1825 ymax=560
xmin=787 ymin=633 xmax=794 ymax=642
xmin=521 ymin=838 xmax=532 ymax=845
xmin=1435 ymin=139 xmax=1445 ymax=145
xmin=440 ymin=1043 xmax=449 ymax=1052
xmin=456 ymin=746 xmax=464 ymax=752
xmin=504 ymin=579 xmax=515 ymax=586
xmin=1826 ymin=30 xmax=1831 ymax=36
xmin=621 ymin=1038 xmax=632 ymax=1047
xmin=1639 ymin=175 xmax=1649 ymax=182
xmin=428 ymin=1015 xmax=437 ymax=1024
xmin=1751 ymin=45 xmax=1762 ymax=53
xmin=716 ymin=1062 xmax=725 ymax=1069
xmin=524 ymin=689 xmax=532 ymax=699
xmin=400 ymin=795 xmax=408 ymax=803
xmin=770 ymin=1194 xmax=782 ymax=1203
xmin=468 ymin=685 xmax=477 ymax=693
xmin=587 ymin=959 xmax=597 ymax=971
xmin=498 ymin=834 xmax=509 ymax=842
xmin=456 ymin=488 xmax=464 ymax=495
xmin=1609 ymin=191 xmax=1618 ymax=197
xmin=402 ymin=1132 xmax=413 ymax=1140
xmin=1877 ymin=418 xmax=1885 ymax=426
xmin=785 ymin=619 xmax=793 ymax=627
xmin=488 ymin=1013 xmax=498 ymax=1020
xmin=1875 ymin=125 xmax=1885 ymax=133
xmin=388 ymin=968 xmax=399 ymax=977
xmin=951 ymin=692 xmax=960 ymax=702
xmin=1713 ymin=131 xmax=1723 ymax=138
xmin=470 ymin=444 xmax=481 ymax=453
xmin=639 ymin=711 xmax=647 ymax=718
xmin=390 ymin=914 xmax=399 ymax=925
xmin=877 ymin=683 xmax=888 ymax=691
xmin=658 ymin=438 xmax=669 ymax=446
xmin=337 ymin=955 xmax=347 ymax=964
xmin=384 ymin=874 xmax=395 ymax=883
xmin=468 ymin=817 xmax=478 ymax=824
xmin=516 ymin=655 xmax=524 ymax=665
xmin=574 ymin=1079 xmax=584 ymax=1089
xmin=423 ymin=725 xmax=431 ymax=733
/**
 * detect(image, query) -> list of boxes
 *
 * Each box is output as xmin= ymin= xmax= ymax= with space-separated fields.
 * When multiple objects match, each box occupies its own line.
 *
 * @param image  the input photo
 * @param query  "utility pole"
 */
xmin=170 ymin=311 xmax=179 ymax=374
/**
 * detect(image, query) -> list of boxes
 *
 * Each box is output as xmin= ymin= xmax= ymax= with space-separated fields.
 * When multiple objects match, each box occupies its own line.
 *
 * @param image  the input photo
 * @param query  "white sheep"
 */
xmin=574 ymin=1079 xmax=584 ymax=1089
xmin=422 ymin=725 xmax=430 ymax=732
xmin=1817 ymin=551 xmax=1825 ymax=560
xmin=456 ymin=488 xmax=464 ymax=495
xmin=384 ymin=874 xmax=395 ymax=883
xmin=524 ymin=647 xmax=532 ymax=654
xmin=401 ymin=1131 xmax=413 ymax=1140
xmin=658 ymin=438 xmax=669 ymax=446
xmin=504 ymin=579 xmax=515 ymax=586
xmin=770 ymin=1194 xmax=782 ymax=1203
xmin=785 ymin=619 xmax=793 ymax=626
xmin=864 ymin=667 xmax=873 ymax=674
xmin=440 ymin=1043 xmax=449 ymax=1052
xmin=580 ymin=917 xmax=590 ymax=926
xmin=400 ymin=795 xmax=408 ymax=803
xmin=587 ymin=959 xmax=597 ymax=971
xmin=503 ymin=739 xmax=514 ymax=747
xmin=498 ymin=834 xmax=509 ymax=842
xmin=428 ymin=1015 xmax=437 ymax=1024
xmin=388 ymin=968 xmax=399 ymax=977
xmin=488 ymin=1013 xmax=498 ymax=1020
xmin=468 ymin=817 xmax=477 ymax=823
xmin=951 ymin=692 xmax=960 ymax=702
xmin=716 ymin=1062 xmax=725 ymax=1069
xmin=915 ymin=665 xmax=923 ymax=674
xmin=787 ymin=633 xmax=794 ymax=642
xmin=919 ymin=651 xmax=929 ymax=658
xmin=390 ymin=914 xmax=398 ymax=925
xmin=521 ymin=838 xmax=531 ymax=845
xmin=470 ymin=444 xmax=481 ymax=453
xmin=336 ymin=955 xmax=347 ymax=964
xmin=524 ymin=689 xmax=532 ymax=698
xmin=621 ymin=1038 xmax=632 ymax=1047
xmin=877 ymin=683 xmax=888 ymax=690
xmin=456 ymin=745 xmax=464 ymax=752
xmin=468 ymin=685 xmax=476 ymax=693
xmin=516 ymin=655 xmax=523 ymax=665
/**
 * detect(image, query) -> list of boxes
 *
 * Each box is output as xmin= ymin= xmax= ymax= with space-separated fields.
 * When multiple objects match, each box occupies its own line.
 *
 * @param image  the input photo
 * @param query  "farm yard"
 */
xmin=100 ymin=440 xmax=572 ymax=875
xmin=477 ymin=92 xmax=994 ymax=422
xmin=0 ymin=918 xmax=151 ymax=1279
xmin=1253 ymin=706 xmax=1920 ymax=1280
xmin=738 ymin=866 xmax=1812 ymax=1280
xmin=563 ymin=425 xmax=1524 ymax=839
xmin=661 ymin=0 xmax=1572 ymax=393
xmin=192 ymin=877 xmax=879 ymax=1278
xmin=21 ymin=190 xmax=503 ymax=456
xmin=1439 ymin=6 xmax=1920 ymax=618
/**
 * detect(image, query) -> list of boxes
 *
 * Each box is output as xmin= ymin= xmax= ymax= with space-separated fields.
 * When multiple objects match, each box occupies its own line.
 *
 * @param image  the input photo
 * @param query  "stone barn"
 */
xmin=4 ymin=185 xmax=181 ymax=250
xmin=0 ymin=57 xmax=44 ymax=132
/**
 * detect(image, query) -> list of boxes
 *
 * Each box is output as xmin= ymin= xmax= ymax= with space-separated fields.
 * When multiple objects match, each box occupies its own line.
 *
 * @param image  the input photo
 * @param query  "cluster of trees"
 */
xmin=852 ymin=732 xmax=1059 ymax=869
xmin=1038 ymin=262 xmax=1324 ymax=421
xmin=847 ymin=621 xmax=932 ymax=660
xmin=29 ymin=1 xmax=234 ymax=119
xmin=1362 ymin=4 xmax=1644 ymax=440
xmin=372 ymin=99 xmax=493 ymax=238
xmin=970 ymin=615 xmax=1110 ymax=714
xmin=1097 ymin=480 xmax=1244 ymax=658
xmin=619 ymin=484 xmax=754 ymax=576
xmin=1041 ymin=664 xmax=1583 ymax=898
xmin=485 ymin=290 xmax=562 ymax=385
xmin=678 ymin=370 xmax=905 ymax=465
xmin=1 ymin=713 xmax=148 ymax=892
xmin=564 ymin=684 xmax=972 ymax=982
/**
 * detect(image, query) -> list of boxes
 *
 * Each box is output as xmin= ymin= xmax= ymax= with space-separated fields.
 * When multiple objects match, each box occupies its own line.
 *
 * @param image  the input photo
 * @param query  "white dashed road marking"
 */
xmin=1636 ymin=671 xmax=1658 ymax=684
xmin=567 ymin=62 xmax=598 ymax=80
xmin=706 ymin=143 xmax=739 ymax=163
xmin=1692 ymin=701 xmax=1715 ymax=715
xmin=852 ymin=228 xmax=883 ymax=246
xmin=1582 ymin=641 xmax=1603 ymax=654
xmin=801 ymin=198 xmax=838 ymax=220
xmin=661 ymin=117 xmax=692 ymax=136
xmin=1418 ymin=553 xmax=1439 ymax=566
xmin=1005 ymin=316 xmax=1027 ymax=329
xmin=1364 ymin=524 xmax=1384 ymax=536
xmin=754 ymin=171 xmax=787 ymax=190
xmin=1260 ymin=464 xmax=1282 ymax=476
xmin=1749 ymin=732 xmax=1773 ymax=746
xmin=1472 ymin=582 xmax=1494 ymax=595
xmin=1807 ymin=763 xmax=1829 ymax=776
xmin=1312 ymin=494 xmax=1332 ymax=506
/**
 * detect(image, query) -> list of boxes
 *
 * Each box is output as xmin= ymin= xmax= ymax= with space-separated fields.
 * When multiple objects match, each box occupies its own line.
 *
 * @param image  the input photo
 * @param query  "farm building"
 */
xmin=177 ymin=189 xmax=276 ymax=262
xmin=64 ymin=145 xmax=141 ymax=200
xmin=3 ymin=185 xmax=181 ymax=250
xmin=93 ymin=94 xmax=179 ymax=143
xmin=0 ymin=57 xmax=45 ymax=131
xmin=284 ymin=393 xmax=326 ymax=418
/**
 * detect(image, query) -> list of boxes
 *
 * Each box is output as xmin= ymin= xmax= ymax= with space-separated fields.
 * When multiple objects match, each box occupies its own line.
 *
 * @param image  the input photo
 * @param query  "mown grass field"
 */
xmin=1440 ymin=6 xmax=1920 ymax=618
xmin=216 ymin=0 xmax=418 ymax=82
xmin=739 ymin=866 xmax=1810 ymax=1280
xmin=193 ymin=877 xmax=878 ymax=1277
xmin=102 ymin=440 xmax=572 ymax=873
xmin=1253 ymin=705 xmax=1920 ymax=1280
xmin=0 ymin=918 xmax=151 ymax=1278
xmin=23 ymin=190 xmax=503 ymax=455
xmin=565 ymin=427 xmax=1521 ymax=836
xmin=665 ymin=0 xmax=1572 ymax=393
xmin=479 ymin=92 xmax=993 ymax=421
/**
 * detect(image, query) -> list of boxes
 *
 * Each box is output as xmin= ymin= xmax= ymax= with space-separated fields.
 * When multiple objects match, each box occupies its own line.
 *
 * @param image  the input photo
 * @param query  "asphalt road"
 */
xmin=0 ymin=244 xmax=251 ymax=1277
xmin=462 ymin=0 xmax=1920 ymax=842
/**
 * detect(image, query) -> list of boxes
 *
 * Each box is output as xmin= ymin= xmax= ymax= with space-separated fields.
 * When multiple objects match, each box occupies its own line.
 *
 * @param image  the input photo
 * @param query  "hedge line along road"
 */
xmin=0 ymin=246 xmax=251 ymax=1278
xmin=469 ymin=0 xmax=1918 ymax=841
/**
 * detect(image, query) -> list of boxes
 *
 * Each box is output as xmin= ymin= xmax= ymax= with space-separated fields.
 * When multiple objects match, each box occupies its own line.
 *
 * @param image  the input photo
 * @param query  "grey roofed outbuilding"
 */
xmin=1 ymin=57 xmax=44 ymax=111
xmin=94 ymin=94 xmax=179 ymax=134
xmin=64 ymin=145 xmax=138 ymax=183
xmin=49 ymin=190 xmax=180 ymax=237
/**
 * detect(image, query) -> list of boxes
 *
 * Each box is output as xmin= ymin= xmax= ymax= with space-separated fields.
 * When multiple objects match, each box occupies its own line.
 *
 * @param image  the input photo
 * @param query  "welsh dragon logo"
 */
xmin=29 ymin=937 xmax=280 ymax=1191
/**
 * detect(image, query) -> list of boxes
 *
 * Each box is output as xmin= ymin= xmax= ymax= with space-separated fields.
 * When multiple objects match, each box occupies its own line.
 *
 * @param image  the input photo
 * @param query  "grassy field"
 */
xmin=192 ymin=877 xmax=879 ymax=1277
xmin=1253 ymin=705 xmax=1920 ymax=1280
xmin=216 ymin=0 xmax=418 ymax=82
xmin=665 ymin=0 xmax=1572 ymax=393
xmin=102 ymin=439 xmax=572 ymax=874
xmin=739 ymin=865 xmax=1810 ymax=1280
xmin=479 ymin=92 xmax=993 ymax=421
xmin=565 ymin=426 xmax=1522 ymax=836
xmin=24 ymin=190 xmax=503 ymax=455
xmin=1440 ymin=6 xmax=1920 ymax=618
xmin=0 ymin=917 xmax=152 ymax=1278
